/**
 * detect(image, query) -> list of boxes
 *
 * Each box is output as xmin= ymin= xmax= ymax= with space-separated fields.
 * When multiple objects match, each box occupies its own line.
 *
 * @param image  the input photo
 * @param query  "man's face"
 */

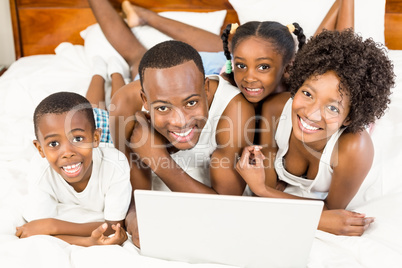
xmin=141 ymin=61 xmax=209 ymax=151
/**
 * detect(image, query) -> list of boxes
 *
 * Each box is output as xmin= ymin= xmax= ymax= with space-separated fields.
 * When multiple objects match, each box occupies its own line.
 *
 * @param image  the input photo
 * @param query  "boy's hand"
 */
xmin=89 ymin=223 xmax=128 ymax=246
xmin=16 ymin=218 xmax=54 ymax=238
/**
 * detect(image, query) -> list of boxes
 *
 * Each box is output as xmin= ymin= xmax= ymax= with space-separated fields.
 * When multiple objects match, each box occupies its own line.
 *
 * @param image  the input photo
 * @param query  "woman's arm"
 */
xmin=325 ymin=130 xmax=374 ymax=210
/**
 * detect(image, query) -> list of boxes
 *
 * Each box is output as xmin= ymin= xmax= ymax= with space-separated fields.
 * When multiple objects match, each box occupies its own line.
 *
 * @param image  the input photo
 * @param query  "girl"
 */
xmin=236 ymin=29 xmax=395 ymax=235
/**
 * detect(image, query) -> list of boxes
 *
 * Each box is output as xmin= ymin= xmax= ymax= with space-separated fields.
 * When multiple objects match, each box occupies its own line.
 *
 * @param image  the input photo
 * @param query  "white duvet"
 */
xmin=0 ymin=43 xmax=401 ymax=268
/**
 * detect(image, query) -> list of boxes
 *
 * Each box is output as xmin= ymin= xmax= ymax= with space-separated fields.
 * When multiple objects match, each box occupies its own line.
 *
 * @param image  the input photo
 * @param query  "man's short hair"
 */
xmin=138 ymin=40 xmax=205 ymax=88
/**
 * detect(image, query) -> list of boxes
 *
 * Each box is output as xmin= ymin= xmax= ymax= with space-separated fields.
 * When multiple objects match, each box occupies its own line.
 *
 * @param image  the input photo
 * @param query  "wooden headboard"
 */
xmin=9 ymin=0 xmax=402 ymax=59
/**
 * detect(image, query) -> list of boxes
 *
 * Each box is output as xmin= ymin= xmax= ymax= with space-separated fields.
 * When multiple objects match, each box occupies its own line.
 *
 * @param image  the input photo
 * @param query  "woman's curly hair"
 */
xmin=288 ymin=29 xmax=395 ymax=133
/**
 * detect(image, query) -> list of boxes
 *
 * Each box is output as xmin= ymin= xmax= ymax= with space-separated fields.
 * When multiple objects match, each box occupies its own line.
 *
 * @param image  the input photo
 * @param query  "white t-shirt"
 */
xmin=23 ymin=146 xmax=132 ymax=223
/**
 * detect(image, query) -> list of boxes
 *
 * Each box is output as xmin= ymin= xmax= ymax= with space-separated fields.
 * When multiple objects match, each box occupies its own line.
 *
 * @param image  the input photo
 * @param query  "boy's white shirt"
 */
xmin=23 ymin=146 xmax=131 ymax=223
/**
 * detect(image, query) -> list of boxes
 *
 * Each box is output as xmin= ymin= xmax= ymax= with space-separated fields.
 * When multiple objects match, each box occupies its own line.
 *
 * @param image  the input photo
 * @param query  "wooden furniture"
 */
xmin=9 ymin=0 xmax=402 ymax=59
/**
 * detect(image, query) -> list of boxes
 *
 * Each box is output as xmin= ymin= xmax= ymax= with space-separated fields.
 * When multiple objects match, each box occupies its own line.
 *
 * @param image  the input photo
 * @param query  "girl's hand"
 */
xmin=16 ymin=219 xmax=54 ymax=238
xmin=89 ymin=223 xmax=128 ymax=246
xmin=236 ymin=146 xmax=266 ymax=194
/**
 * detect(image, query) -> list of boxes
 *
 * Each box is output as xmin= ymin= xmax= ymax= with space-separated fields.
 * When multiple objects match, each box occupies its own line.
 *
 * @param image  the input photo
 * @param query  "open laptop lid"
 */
xmin=135 ymin=190 xmax=323 ymax=268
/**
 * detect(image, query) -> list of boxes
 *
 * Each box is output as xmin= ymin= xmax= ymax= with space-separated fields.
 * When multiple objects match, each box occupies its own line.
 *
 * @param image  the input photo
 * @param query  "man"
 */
xmin=110 ymin=40 xmax=254 ymax=247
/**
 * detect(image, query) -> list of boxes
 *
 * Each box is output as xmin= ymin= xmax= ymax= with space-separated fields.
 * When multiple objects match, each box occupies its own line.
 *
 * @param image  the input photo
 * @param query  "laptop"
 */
xmin=134 ymin=190 xmax=323 ymax=268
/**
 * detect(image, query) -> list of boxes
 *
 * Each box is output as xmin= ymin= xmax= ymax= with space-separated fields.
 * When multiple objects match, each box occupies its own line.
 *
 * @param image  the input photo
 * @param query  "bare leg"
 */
xmin=336 ymin=0 xmax=354 ymax=31
xmin=122 ymin=2 xmax=222 ymax=52
xmin=86 ymin=75 xmax=106 ymax=110
xmin=110 ymin=73 xmax=125 ymax=99
xmin=88 ymin=0 xmax=146 ymax=78
xmin=314 ymin=0 xmax=340 ymax=36
xmin=314 ymin=0 xmax=354 ymax=36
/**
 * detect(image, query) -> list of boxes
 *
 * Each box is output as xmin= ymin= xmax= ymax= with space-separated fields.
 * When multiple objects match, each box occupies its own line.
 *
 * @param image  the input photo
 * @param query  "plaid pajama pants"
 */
xmin=93 ymin=108 xmax=113 ymax=144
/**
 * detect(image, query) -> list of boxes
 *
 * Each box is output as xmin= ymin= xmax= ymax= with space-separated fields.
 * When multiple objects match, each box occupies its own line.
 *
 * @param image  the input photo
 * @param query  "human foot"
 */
xmin=122 ymin=1 xmax=147 ymax=28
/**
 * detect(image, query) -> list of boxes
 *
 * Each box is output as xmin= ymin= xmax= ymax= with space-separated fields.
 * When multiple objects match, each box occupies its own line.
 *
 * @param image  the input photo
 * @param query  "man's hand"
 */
xmin=319 ymin=209 xmax=375 ymax=236
xmin=125 ymin=209 xmax=140 ymax=248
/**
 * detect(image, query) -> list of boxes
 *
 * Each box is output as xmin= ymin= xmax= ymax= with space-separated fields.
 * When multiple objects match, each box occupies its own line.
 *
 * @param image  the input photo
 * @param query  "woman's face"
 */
xmin=232 ymin=37 xmax=287 ymax=104
xmin=291 ymin=71 xmax=351 ymax=149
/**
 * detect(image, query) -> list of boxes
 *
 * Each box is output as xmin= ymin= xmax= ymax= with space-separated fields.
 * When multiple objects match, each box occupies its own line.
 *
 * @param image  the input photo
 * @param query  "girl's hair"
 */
xmin=221 ymin=21 xmax=306 ymax=80
xmin=288 ymin=29 xmax=395 ymax=133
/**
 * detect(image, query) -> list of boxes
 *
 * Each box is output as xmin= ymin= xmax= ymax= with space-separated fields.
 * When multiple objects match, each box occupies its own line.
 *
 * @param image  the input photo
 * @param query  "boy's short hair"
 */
xmin=289 ymin=29 xmax=395 ymax=133
xmin=138 ymin=40 xmax=205 ymax=88
xmin=33 ymin=92 xmax=95 ymax=139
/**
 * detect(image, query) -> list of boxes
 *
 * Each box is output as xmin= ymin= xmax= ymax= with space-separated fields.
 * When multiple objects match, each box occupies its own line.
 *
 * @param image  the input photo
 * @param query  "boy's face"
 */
xmin=292 ymin=71 xmax=351 ymax=148
xmin=33 ymin=111 xmax=100 ymax=192
xmin=141 ymin=60 xmax=209 ymax=151
xmin=233 ymin=37 xmax=286 ymax=104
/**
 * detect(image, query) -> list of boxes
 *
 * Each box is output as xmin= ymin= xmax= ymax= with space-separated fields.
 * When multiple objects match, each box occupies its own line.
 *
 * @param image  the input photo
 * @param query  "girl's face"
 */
xmin=291 ymin=71 xmax=351 ymax=150
xmin=232 ymin=37 xmax=286 ymax=104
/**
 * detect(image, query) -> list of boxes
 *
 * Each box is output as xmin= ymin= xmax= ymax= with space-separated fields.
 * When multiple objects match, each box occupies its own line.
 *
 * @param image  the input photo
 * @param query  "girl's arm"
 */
xmin=237 ymin=93 xmax=290 ymax=190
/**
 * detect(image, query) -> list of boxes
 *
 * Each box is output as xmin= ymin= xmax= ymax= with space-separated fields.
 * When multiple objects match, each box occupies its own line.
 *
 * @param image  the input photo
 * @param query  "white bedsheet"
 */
xmin=0 ymin=43 xmax=401 ymax=268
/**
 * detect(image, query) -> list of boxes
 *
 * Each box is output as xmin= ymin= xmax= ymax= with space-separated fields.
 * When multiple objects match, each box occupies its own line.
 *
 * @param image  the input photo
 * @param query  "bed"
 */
xmin=1 ymin=0 xmax=402 ymax=267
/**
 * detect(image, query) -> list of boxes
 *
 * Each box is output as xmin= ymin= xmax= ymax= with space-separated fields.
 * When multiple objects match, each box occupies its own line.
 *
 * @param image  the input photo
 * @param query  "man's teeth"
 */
xmin=63 ymin=163 xmax=82 ymax=173
xmin=173 ymin=128 xmax=192 ymax=137
xmin=246 ymin=88 xmax=262 ymax=92
xmin=300 ymin=118 xmax=319 ymax=131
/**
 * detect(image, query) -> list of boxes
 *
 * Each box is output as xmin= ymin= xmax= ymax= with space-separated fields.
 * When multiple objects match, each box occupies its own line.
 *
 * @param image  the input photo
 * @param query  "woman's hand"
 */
xmin=319 ymin=209 xmax=375 ymax=236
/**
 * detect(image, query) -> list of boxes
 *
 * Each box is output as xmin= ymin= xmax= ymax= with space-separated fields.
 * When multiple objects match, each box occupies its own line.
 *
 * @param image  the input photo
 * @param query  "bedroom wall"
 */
xmin=0 ymin=0 xmax=16 ymax=67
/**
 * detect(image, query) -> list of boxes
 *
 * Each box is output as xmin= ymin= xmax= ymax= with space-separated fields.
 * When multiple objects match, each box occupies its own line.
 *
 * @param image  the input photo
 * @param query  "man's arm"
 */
xmin=130 ymin=112 xmax=218 ymax=194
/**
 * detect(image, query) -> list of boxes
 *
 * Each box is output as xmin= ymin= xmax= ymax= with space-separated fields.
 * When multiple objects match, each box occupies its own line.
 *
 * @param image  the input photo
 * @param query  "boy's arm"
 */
xmin=55 ymin=222 xmax=127 ymax=246
xmin=16 ymin=218 xmax=124 ymax=238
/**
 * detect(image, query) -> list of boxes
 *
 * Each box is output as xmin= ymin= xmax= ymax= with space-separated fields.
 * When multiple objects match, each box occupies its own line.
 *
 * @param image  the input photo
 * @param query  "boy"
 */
xmin=16 ymin=92 xmax=131 ymax=246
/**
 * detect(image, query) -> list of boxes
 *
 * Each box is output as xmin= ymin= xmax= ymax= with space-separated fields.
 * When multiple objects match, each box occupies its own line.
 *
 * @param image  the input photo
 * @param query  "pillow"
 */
xmin=228 ymin=0 xmax=385 ymax=44
xmin=354 ymin=0 xmax=385 ymax=44
xmin=228 ymin=0 xmax=333 ymax=39
xmin=80 ymin=10 xmax=227 ymax=79
xmin=131 ymin=10 xmax=227 ymax=49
